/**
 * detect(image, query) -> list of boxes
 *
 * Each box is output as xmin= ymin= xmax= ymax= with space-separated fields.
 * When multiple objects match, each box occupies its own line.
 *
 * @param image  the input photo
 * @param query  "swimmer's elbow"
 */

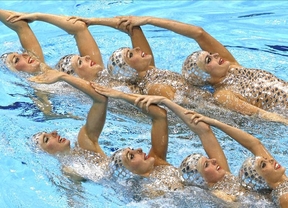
xmin=190 ymin=26 xmax=206 ymax=40
xmin=248 ymin=140 xmax=264 ymax=153
xmin=157 ymin=107 xmax=167 ymax=119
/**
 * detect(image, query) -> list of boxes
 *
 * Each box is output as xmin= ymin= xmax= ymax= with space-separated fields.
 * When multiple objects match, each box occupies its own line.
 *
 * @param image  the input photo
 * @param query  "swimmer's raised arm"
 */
xmin=91 ymin=84 xmax=169 ymax=164
xmin=29 ymin=69 xmax=107 ymax=156
xmin=71 ymin=16 xmax=156 ymax=67
xmin=118 ymin=16 xmax=238 ymax=65
xmin=8 ymin=12 xmax=105 ymax=69
xmin=185 ymin=111 xmax=273 ymax=159
xmin=0 ymin=9 xmax=44 ymax=61
xmin=135 ymin=95 xmax=230 ymax=172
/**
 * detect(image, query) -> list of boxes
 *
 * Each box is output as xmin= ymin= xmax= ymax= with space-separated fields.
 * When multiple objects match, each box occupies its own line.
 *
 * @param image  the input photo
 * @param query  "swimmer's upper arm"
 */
xmin=130 ymin=26 xmax=155 ymax=67
xmin=147 ymin=84 xmax=176 ymax=100
xmin=73 ymin=23 xmax=104 ymax=69
xmin=213 ymin=89 xmax=288 ymax=125
xmin=77 ymin=101 xmax=107 ymax=157
xmin=213 ymin=89 xmax=259 ymax=116
xmin=145 ymin=105 xmax=169 ymax=166
xmin=0 ymin=10 xmax=44 ymax=61
xmin=194 ymin=27 xmax=238 ymax=65
xmin=279 ymin=193 xmax=288 ymax=208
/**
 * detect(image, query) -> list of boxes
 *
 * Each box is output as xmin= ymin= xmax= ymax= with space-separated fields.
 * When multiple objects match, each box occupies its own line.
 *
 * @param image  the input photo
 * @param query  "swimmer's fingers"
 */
xmin=184 ymin=110 xmax=197 ymax=115
xmin=28 ymin=76 xmax=39 ymax=83
xmin=67 ymin=16 xmax=89 ymax=25
xmin=7 ymin=13 xmax=35 ymax=23
xmin=90 ymin=82 xmax=120 ymax=98
xmin=134 ymin=96 xmax=144 ymax=106
xmin=189 ymin=114 xmax=200 ymax=124
xmin=117 ymin=20 xmax=130 ymax=34
xmin=28 ymin=75 xmax=46 ymax=83
xmin=116 ymin=16 xmax=130 ymax=27
xmin=184 ymin=111 xmax=203 ymax=124
xmin=28 ymin=71 xmax=61 ymax=84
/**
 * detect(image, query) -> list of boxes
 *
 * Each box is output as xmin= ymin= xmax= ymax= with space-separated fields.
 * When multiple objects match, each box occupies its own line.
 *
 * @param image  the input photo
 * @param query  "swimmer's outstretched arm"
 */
xmin=118 ymin=16 xmax=238 ymax=65
xmin=70 ymin=16 xmax=156 ymax=67
xmin=0 ymin=9 xmax=44 ymax=62
xmin=7 ymin=12 xmax=106 ymax=69
xmin=186 ymin=111 xmax=273 ymax=159
xmin=91 ymin=84 xmax=169 ymax=165
xmin=214 ymin=89 xmax=288 ymax=125
xmin=29 ymin=69 xmax=108 ymax=157
xmin=135 ymin=95 xmax=274 ymax=158
xmin=135 ymin=95 xmax=230 ymax=172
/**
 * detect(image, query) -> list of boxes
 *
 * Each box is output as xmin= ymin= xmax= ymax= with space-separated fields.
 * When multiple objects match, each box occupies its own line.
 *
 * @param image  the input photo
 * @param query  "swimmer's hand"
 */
xmin=7 ymin=12 xmax=38 ymax=23
xmin=134 ymin=95 xmax=166 ymax=111
xmin=117 ymin=16 xmax=149 ymax=34
xmin=90 ymin=82 xmax=122 ymax=98
xmin=184 ymin=110 xmax=216 ymax=125
xmin=29 ymin=70 xmax=65 ymax=84
xmin=67 ymin=16 xmax=91 ymax=26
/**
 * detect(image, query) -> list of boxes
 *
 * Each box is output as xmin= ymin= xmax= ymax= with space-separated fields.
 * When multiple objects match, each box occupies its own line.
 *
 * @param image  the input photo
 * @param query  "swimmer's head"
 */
xmin=179 ymin=153 xmax=206 ymax=186
xmin=31 ymin=131 xmax=71 ymax=155
xmin=239 ymin=157 xmax=270 ymax=191
xmin=55 ymin=54 xmax=76 ymax=75
xmin=109 ymin=147 xmax=154 ymax=178
xmin=109 ymin=148 xmax=134 ymax=179
xmin=0 ymin=52 xmax=12 ymax=66
xmin=182 ymin=50 xmax=211 ymax=86
xmin=107 ymin=47 xmax=137 ymax=81
xmin=0 ymin=51 xmax=41 ymax=73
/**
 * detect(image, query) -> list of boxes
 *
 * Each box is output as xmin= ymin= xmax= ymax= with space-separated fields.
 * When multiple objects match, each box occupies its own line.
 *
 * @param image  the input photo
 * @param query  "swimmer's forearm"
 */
xmin=31 ymin=13 xmax=85 ymax=34
xmin=142 ymin=16 xmax=237 ymax=62
xmin=85 ymin=17 xmax=119 ymax=28
xmin=205 ymin=115 xmax=272 ymax=157
xmin=60 ymin=74 xmax=106 ymax=102
xmin=119 ymin=93 xmax=167 ymax=119
xmin=143 ymin=16 xmax=203 ymax=39
xmin=258 ymin=110 xmax=288 ymax=125
xmin=118 ymin=92 xmax=139 ymax=105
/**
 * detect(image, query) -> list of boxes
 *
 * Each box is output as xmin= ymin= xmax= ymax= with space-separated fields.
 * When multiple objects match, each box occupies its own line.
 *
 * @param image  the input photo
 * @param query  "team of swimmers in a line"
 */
xmin=1 ymin=9 xmax=288 ymax=207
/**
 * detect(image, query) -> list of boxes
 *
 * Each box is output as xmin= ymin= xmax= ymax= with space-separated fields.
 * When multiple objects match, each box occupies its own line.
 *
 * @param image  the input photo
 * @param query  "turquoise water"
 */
xmin=0 ymin=1 xmax=287 ymax=207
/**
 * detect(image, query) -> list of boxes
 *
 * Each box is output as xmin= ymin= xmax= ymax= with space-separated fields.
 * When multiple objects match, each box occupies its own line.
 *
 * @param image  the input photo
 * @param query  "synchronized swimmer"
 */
xmin=1 ymin=8 xmax=288 ymax=207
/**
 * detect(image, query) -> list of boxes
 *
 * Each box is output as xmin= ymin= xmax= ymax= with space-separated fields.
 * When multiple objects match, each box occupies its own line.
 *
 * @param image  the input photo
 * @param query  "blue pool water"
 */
xmin=0 ymin=1 xmax=288 ymax=207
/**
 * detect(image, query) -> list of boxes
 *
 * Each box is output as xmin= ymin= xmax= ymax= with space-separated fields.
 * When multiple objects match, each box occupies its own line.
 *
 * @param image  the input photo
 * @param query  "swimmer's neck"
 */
xmin=137 ymin=65 xmax=155 ymax=78
xmin=268 ymin=174 xmax=288 ymax=189
xmin=209 ymin=64 xmax=240 ymax=86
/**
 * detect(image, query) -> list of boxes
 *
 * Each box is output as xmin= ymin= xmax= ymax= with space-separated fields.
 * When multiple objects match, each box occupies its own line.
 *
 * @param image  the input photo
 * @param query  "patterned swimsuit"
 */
xmin=147 ymin=165 xmax=184 ymax=191
xmin=271 ymin=180 xmax=288 ymax=207
xmin=137 ymin=68 xmax=212 ymax=101
xmin=217 ymin=67 xmax=288 ymax=111
xmin=210 ymin=173 xmax=243 ymax=197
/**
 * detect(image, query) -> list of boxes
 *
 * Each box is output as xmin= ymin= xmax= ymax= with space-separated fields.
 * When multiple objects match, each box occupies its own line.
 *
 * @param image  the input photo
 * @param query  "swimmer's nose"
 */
xmin=212 ymin=53 xmax=219 ymax=59
xmin=84 ymin=55 xmax=90 ymax=61
xmin=136 ymin=148 xmax=142 ymax=154
xmin=51 ymin=131 xmax=58 ymax=137
xmin=210 ymin=158 xmax=217 ymax=165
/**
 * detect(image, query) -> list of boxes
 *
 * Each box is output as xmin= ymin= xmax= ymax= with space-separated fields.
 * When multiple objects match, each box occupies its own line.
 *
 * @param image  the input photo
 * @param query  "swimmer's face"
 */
xmin=70 ymin=55 xmax=103 ymax=81
xmin=197 ymin=156 xmax=226 ymax=184
xmin=121 ymin=147 xmax=154 ymax=176
xmin=37 ymin=131 xmax=71 ymax=154
xmin=123 ymin=47 xmax=152 ymax=72
xmin=254 ymin=156 xmax=285 ymax=184
xmin=197 ymin=51 xmax=230 ymax=77
xmin=5 ymin=52 xmax=40 ymax=73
